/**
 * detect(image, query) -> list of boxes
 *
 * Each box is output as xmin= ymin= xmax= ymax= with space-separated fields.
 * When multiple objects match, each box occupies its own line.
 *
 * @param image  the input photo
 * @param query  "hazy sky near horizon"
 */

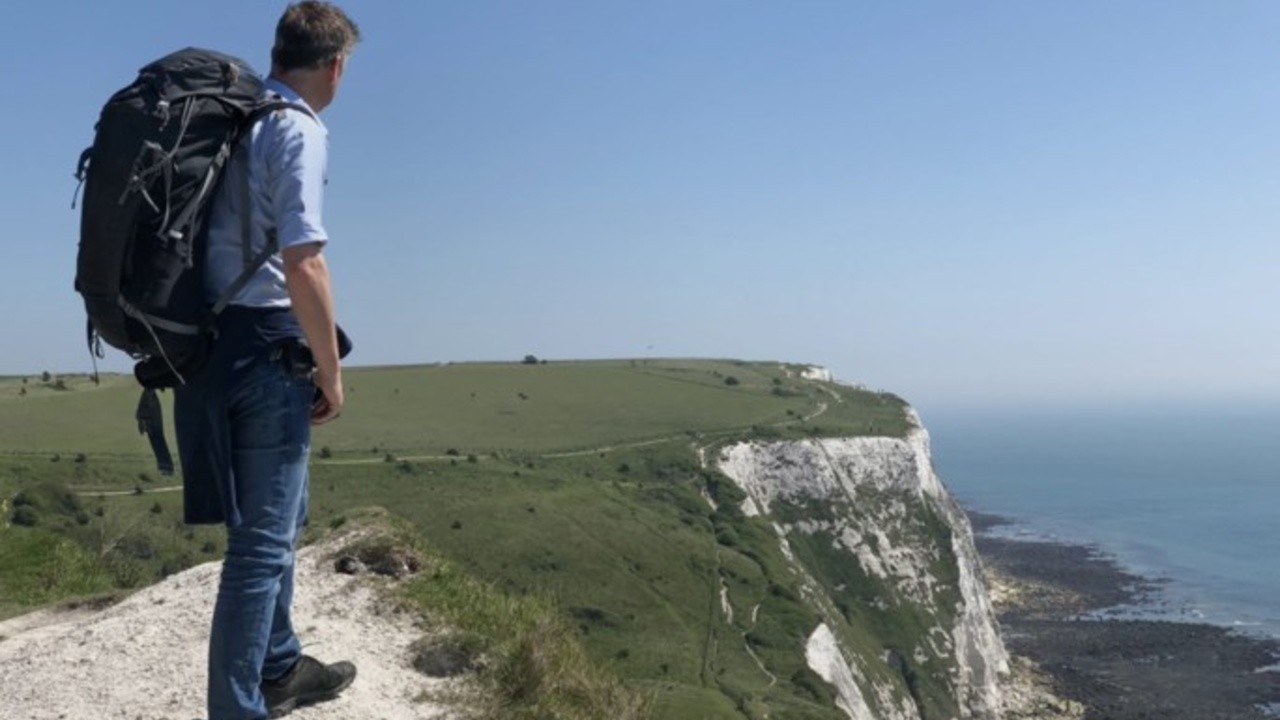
xmin=3 ymin=1 xmax=1279 ymax=412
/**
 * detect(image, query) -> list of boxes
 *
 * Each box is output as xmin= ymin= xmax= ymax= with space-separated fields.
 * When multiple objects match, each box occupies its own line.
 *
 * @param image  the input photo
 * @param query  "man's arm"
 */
xmin=283 ymin=242 xmax=342 ymax=424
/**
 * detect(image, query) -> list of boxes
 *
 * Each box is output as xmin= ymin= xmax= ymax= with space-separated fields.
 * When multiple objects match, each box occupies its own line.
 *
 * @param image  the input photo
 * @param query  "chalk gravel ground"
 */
xmin=0 ymin=536 xmax=462 ymax=720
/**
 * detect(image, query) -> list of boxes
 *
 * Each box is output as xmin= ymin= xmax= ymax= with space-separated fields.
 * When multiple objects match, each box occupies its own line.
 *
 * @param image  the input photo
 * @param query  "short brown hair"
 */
xmin=271 ymin=1 xmax=361 ymax=72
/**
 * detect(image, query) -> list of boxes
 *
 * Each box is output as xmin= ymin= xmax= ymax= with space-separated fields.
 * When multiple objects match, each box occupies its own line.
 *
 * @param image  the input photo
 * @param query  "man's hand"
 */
xmin=311 ymin=365 xmax=344 ymax=425
xmin=281 ymin=241 xmax=343 ymax=426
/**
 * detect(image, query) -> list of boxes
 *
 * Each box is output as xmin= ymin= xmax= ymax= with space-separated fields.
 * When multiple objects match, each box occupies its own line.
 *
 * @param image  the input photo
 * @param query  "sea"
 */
xmin=925 ymin=401 xmax=1280 ymax=641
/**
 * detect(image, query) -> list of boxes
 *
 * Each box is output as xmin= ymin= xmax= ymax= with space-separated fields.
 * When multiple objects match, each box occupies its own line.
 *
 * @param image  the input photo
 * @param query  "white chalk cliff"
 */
xmin=718 ymin=402 xmax=1008 ymax=719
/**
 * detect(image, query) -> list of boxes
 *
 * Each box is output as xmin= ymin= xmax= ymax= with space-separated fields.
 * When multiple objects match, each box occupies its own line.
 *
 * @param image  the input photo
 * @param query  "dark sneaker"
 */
xmin=261 ymin=655 xmax=356 ymax=718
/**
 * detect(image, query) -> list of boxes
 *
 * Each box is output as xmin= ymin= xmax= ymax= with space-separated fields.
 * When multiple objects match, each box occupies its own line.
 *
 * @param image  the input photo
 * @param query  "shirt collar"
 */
xmin=264 ymin=77 xmax=325 ymax=131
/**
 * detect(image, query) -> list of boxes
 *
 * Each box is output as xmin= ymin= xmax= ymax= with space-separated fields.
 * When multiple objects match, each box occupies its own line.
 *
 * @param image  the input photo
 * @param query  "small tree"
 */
xmin=522 ymin=355 xmax=538 ymax=365
xmin=41 ymin=371 xmax=51 ymax=382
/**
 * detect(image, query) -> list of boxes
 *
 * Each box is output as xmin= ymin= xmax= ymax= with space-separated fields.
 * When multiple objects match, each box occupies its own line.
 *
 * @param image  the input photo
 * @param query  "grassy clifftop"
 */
xmin=0 ymin=358 xmax=912 ymax=719
xmin=0 ymin=359 xmax=905 ymax=458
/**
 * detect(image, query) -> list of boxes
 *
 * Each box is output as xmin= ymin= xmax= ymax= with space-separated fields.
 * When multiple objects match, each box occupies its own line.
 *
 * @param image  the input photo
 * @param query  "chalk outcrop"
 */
xmin=0 ymin=534 xmax=459 ymax=720
xmin=718 ymin=408 xmax=1008 ymax=720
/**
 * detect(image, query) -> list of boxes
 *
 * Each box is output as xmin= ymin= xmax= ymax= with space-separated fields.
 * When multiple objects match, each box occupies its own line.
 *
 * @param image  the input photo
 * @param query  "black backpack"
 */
xmin=74 ymin=47 xmax=306 ymax=472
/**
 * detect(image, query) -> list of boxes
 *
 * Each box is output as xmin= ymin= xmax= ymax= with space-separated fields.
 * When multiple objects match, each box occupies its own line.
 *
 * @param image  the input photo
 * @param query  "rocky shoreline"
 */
xmin=967 ymin=511 xmax=1280 ymax=720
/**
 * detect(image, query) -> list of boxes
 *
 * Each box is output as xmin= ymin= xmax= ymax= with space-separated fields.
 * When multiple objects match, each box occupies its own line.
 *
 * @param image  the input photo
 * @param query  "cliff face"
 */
xmin=717 ymin=407 xmax=1008 ymax=720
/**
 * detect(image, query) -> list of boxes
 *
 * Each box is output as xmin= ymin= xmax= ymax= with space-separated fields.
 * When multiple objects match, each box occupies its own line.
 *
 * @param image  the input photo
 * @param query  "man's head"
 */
xmin=270 ymin=1 xmax=361 ymax=112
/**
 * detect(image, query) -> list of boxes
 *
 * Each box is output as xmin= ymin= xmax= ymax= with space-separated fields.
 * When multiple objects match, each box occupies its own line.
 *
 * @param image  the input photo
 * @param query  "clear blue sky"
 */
xmin=4 ymin=1 xmax=1279 ymax=412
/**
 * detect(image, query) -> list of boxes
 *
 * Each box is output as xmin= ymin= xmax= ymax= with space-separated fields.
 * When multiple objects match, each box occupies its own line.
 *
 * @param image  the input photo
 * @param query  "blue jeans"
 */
xmin=205 ymin=351 xmax=314 ymax=720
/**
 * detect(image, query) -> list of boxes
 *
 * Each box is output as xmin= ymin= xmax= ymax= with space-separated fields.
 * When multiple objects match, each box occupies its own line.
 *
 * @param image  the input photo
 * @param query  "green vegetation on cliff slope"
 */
xmin=0 ymin=359 xmax=914 ymax=719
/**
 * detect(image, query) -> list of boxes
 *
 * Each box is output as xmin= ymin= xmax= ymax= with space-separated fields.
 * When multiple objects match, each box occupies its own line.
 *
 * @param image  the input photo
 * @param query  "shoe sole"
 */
xmin=266 ymin=673 xmax=356 ymax=719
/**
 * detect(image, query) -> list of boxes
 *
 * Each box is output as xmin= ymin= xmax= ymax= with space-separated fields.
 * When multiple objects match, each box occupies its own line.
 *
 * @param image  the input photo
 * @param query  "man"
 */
xmin=174 ymin=3 xmax=360 ymax=718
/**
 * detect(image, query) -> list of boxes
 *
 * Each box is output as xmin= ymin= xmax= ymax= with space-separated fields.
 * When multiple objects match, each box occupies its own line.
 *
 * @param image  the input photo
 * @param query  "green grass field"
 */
xmin=0 ymin=359 xmax=905 ymax=462
xmin=0 ymin=358 xmax=912 ymax=719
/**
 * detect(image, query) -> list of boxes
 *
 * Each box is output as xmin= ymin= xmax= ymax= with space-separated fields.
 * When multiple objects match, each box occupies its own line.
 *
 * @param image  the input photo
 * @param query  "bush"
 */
xmin=791 ymin=667 xmax=836 ymax=704
xmin=149 ymin=502 xmax=162 ymax=514
xmin=723 ymin=376 xmax=739 ymax=386
xmin=74 ymin=453 xmax=87 ymax=464
xmin=466 ymin=454 xmax=478 ymax=464
xmin=523 ymin=355 xmax=539 ymax=365
xmin=319 ymin=446 xmax=332 ymax=459
xmin=117 ymin=534 xmax=157 ymax=560
xmin=11 ymin=506 xmax=37 ymax=527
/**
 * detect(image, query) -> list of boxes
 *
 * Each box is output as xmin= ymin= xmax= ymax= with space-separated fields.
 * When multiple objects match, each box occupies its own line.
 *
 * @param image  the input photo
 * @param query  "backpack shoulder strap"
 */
xmin=208 ymin=237 xmax=278 ymax=317
xmin=210 ymin=98 xmax=314 ymax=317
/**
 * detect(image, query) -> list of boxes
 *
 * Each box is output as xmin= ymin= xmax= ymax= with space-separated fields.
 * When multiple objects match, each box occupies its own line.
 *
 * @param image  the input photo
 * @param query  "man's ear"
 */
xmin=329 ymin=54 xmax=346 ymax=83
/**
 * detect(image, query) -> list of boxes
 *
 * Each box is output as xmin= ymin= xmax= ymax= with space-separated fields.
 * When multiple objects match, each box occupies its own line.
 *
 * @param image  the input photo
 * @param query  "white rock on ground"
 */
xmin=0 ymin=535 xmax=461 ymax=720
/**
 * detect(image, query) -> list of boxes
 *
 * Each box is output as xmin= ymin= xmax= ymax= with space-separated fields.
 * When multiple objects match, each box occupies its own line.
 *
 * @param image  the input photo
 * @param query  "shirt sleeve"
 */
xmin=263 ymin=111 xmax=329 ymax=250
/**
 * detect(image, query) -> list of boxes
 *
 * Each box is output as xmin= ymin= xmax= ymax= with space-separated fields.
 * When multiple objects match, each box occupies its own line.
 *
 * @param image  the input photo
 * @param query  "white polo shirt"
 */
xmin=205 ymin=78 xmax=329 ymax=308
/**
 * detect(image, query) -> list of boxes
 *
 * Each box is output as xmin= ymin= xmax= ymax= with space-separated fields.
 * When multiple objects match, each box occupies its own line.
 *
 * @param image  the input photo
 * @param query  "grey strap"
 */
xmin=168 ymin=139 xmax=231 ymax=244
xmin=118 ymin=297 xmax=201 ymax=335
xmin=117 ymin=297 xmax=190 ymax=386
xmin=210 ymin=232 xmax=278 ymax=316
